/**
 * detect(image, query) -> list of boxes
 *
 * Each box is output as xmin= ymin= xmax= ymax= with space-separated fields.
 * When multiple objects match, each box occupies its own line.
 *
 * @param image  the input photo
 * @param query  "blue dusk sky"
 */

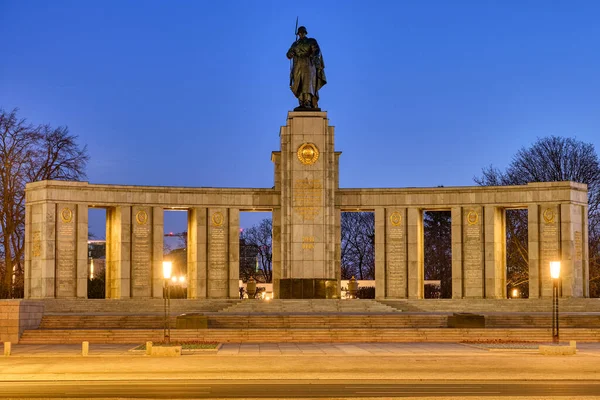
xmin=1 ymin=0 xmax=599 ymax=237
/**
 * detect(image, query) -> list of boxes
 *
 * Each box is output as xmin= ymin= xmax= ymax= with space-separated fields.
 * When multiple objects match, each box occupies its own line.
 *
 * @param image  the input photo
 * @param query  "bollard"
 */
xmin=146 ymin=341 xmax=153 ymax=355
xmin=4 ymin=342 xmax=11 ymax=357
xmin=82 ymin=341 xmax=89 ymax=356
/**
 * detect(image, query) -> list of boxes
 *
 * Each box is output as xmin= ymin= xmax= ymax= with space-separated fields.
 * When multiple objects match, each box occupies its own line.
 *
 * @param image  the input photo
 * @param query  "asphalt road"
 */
xmin=2 ymin=379 xmax=600 ymax=398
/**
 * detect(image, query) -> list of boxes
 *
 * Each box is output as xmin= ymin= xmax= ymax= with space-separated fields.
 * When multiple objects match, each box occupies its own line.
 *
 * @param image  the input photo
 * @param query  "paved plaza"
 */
xmin=5 ymin=342 xmax=507 ymax=356
xmin=2 ymin=342 xmax=600 ymax=399
xmin=7 ymin=341 xmax=600 ymax=357
xmin=3 ymin=341 xmax=600 ymax=378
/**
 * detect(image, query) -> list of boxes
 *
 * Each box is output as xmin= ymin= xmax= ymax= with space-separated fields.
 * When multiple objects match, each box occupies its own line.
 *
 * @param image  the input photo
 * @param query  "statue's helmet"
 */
xmin=297 ymin=26 xmax=307 ymax=35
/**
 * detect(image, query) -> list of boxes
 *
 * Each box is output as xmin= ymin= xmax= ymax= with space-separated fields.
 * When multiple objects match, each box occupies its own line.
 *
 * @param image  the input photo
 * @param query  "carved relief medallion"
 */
xmin=60 ymin=207 xmax=73 ymax=223
xmin=467 ymin=210 xmax=479 ymax=225
xmin=135 ymin=210 xmax=148 ymax=225
xmin=211 ymin=211 xmax=224 ymax=227
xmin=390 ymin=211 xmax=402 ymax=226
xmin=543 ymin=208 xmax=556 ymax=223
xmin=297 ymin=143 xmax=319 ymax=165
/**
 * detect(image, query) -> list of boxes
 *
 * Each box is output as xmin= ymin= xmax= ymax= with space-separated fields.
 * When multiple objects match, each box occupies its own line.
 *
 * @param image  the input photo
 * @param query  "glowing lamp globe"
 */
xmin=550 ymin=261 xmax=561 ymax=280
xmin=162 ymin=261 xmax=172 ymax=279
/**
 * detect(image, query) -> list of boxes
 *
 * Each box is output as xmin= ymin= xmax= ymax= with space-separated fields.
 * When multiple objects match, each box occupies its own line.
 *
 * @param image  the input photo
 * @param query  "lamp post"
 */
xmin=162 ymin=261 xmax=172 ymax=345
xmin=550 ymin=261 xmax=561 ymax=344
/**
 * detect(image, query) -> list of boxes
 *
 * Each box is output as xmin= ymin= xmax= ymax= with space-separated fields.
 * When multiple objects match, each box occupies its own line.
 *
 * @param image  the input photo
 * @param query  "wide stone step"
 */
xmin=39 ymin=315 xmax=176 ymax=329
xmin=18 ymin=327 xmax=600 ymax=344
xmin=380 ymin=298 xmax=600 ymax=313
xmin=35 ymin=298 xmax=600 ymax=314
xmin=206 ymin=314 xmax=447 ymax=328
xmin=38 ymin=299 xmax=240 ymax=314
xmin=38 ymin=314 xmax=447 ymax=329
xmin=218 ymin=299 xmax=399 ymax=314
xmin=36 ymin=312 xmax=600 ymax=330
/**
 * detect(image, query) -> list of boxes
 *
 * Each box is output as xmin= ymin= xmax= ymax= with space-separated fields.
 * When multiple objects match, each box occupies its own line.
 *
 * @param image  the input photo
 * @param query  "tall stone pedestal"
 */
xmin=272 ymin=111 xmax=340 ymax=298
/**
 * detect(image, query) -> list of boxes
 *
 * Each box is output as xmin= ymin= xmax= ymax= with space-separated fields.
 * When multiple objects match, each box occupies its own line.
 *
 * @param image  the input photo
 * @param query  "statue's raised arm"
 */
xmin=287 ymin=26 xmax=327 ymax=110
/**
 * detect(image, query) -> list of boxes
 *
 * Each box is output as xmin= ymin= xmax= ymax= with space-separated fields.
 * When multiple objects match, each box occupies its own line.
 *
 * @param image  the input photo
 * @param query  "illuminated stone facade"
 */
xmin=24 ymin=111 xmax=590 ymax=299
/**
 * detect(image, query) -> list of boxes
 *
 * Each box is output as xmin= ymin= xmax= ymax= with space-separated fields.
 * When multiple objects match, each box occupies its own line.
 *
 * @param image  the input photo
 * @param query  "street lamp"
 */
xmin=162 ymin=261 xmax=172 ymax=345
xmin=550 ymin=261 xmax=561 ymax=344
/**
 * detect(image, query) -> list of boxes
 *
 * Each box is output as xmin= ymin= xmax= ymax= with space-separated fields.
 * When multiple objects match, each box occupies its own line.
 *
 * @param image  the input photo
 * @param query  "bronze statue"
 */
xmin=286 ymin=26 xmax=327 ymax=110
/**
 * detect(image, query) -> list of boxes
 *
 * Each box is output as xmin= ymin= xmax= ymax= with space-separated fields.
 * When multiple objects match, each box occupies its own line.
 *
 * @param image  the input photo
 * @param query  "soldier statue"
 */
xmin=286 ymin=26 xmax=327 ymax=110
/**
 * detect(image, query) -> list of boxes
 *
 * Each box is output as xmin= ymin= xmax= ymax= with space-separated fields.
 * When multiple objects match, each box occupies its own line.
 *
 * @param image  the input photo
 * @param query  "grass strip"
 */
xmin=134 ymin=341 xmax=219 ymax=350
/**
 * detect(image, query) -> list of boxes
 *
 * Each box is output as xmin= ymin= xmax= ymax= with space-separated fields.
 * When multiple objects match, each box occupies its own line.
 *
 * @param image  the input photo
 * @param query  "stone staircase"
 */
xmin=15 ymin=298 xmax=600 ymax=344
xmin=36 ymin=298 xmax=600 ymax=315
xmin=38 ymin=298 xmax=239 ymax=314
xmin=39 ymin=315 xmax=176 ymax=329
xmin=217 ymin=299 xmax=399 ymax=314
xmin=380 ymin=298 xmax=600 ymax=313
xmin=35 ymin=311 xmax=600 ymax=330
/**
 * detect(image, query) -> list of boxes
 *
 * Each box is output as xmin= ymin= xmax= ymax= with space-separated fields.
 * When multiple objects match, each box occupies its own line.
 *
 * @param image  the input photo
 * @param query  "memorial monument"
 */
xmin=23 ymin=26 xmax=590 ymax=301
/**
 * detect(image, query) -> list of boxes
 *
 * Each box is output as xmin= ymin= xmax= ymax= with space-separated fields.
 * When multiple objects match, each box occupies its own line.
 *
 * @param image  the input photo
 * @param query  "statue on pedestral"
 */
xmin=286 ymin=26 xmax=327 ymax=111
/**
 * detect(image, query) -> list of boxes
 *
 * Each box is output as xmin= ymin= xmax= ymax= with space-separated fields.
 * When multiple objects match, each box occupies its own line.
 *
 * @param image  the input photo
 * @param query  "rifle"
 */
xmin=289 ymin=17 xmax=298 ymax=88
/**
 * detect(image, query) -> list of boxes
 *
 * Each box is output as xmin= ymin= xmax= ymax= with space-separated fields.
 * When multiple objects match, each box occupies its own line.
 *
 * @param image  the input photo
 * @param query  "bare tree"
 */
xmin=341 ymin=212 xmax=375 ymax=280
xmin=504 ymin=209 xmax=530 ymax=297
xmin=475 ymin=136 xmax=600 ymax=297
xmin=239 ymin=218 xmax=272 ymax=283
xmin=239 ymin=237 xmax=258 ymax=283
xmin=0 ymin=108 xmax=89 ymax=298
xmin=423 ymin=211 xmax=452 ymax=298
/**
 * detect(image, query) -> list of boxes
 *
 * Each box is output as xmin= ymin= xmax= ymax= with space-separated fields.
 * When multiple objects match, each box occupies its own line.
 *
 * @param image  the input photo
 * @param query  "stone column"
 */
xmin=324 ymin=126 xmax=338 ymax=299
xmin=152 ymin=207 xmax=164 ymax=298
xmin=484 ymin=206 xmax=505 ymax=298
xmin=583 ymin=205 xmax=590 ymax=297
xmin=130 ymin=206 xmax=152 ymax=298
xmin=272 ymin=208 xmax=282 ymax=298
xmin=462 ymin=206 xmax=484 ymax=298
xmin=24 ymin=204 xmax=31 ymax=298
xmin=187 ymin=207 xmax=207 ymax=299
xmin=528 ymin=204 xmax=541 ymax=298
xmin=334 ymin=209 xmax=342 ymax=295
xmin=25 ymin=202 xmax=56 ymax=298
xmin=277 ymin=111 xmax=338 ymax=298
xmin=384 ymin=208 xmax=407 ymax=298
xmin=451 ymin=207 xmax=463 ymax=299
xmin=271 ymin=151 xmax=282 ymax=297
xmin=539 ymin=205 xmax=561 ymax=298
xmin=407 ymin=207 xmax=423 ymax=299
xmin=106 ymin=206 xmax=131 ymax=298
xmin=76 ymin=204 xmax=88 ymax=298
xmin=374 ymin=208 xmax=386 ymax=299
xmin=228 ymin=209 xmax=240 ymax=299
xmin=560 ymin=203 xmax=586 ymax=297
xmin=56 ymin=203 xmax=77 ymax=298
xmin=207 ymin=208 xmax=228 ymax=298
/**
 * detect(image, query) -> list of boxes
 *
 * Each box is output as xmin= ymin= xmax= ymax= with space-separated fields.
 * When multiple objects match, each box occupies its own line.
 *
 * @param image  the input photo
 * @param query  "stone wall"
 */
xmin=0 ymin=300 xmax=44 ymax=343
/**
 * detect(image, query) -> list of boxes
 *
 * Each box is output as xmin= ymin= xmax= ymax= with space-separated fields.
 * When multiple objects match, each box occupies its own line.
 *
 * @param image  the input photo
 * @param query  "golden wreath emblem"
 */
xmin=543 ymin=208 xmax=556 ymax=223
xmin=60 ymin=207 xmax=73 ymax=223
xmin=212 ymin=211 xmax=224 ymax=227
xmin=297 ymin=143 xmax=319 ymax=165
xmin=467 ymin=210 xmax=479 ymax=225
xmin=136 ymin=210 xmax=148 ymax=225
xmin=390 ymin=211 xmax=402 ymax=227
